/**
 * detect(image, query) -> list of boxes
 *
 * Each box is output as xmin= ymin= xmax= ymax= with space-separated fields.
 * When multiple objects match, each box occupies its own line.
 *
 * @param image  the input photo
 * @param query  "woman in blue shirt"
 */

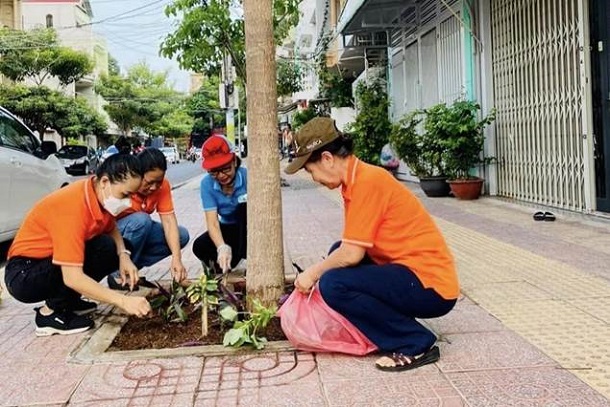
xmin=193 ymin=135 xmax=247 ymax=273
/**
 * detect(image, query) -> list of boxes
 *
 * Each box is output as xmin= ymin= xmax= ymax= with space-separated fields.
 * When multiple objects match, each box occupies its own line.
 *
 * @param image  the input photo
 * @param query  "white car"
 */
xmin=0 ymin=106 xmax=70 ymax=243
xmin=160 ymin=146 xmax=180 ymax=164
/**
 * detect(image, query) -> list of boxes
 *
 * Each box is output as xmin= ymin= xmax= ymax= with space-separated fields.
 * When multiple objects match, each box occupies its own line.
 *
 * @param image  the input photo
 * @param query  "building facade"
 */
xmin=22 ymin=0 xmax=118 ymax=141
xmin=334 ymin=0 xmax=609 ymax=214
xmin=0 ymin=0 xmax=21 ymax=29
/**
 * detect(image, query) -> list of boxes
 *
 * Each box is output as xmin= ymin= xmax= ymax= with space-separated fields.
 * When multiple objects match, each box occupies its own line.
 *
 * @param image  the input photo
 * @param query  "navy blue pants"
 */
xmin=318 ymin=242 xmax=456 ymax=355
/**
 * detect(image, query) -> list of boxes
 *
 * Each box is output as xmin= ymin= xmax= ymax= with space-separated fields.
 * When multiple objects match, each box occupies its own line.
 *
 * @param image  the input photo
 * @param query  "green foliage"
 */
xmin=0 ymin=28 xmax=93 ymax=86
xmin=390 ymin=101 xmax=496 ymax=179
xmin=292 ymin=107 xmax=318 ymax=130
xmin=0 ymin=84 xmax=107 ymax=139
xmin=187 ymin=75 xmax=225 ymax=129
xmin=66 ymin=138 xmax=85 ymax=146
xmin=186 ymin=274 xmax=219 ymax=306
xmin=347 ymin=80 xmax=391 ymax=165
xmin=108 ymin=54 xmax=121 ymax=76
xmin=150 ymin=281 xmax=190 ymax=323
xmin=276 ymin=60 xmax=304 ymax=96
xmin=222 ymin=299 xmax=277 ymax=350
xmin=96 ymin=62 xmax=187 ymax=136
xmin=428 ymin=101 xmax=496 ymax=179
xmin=315 ymin=35 xmax=354 ymax=108
xmin=318 ymin=66 xmax=354 ymax=108
xmin=161 ymin=0 xmax=301 ymax=83
xmin=390 ymin=109 xmax=447 ymax=177
xmin=439 ymin=100 xmax=496 ymax=179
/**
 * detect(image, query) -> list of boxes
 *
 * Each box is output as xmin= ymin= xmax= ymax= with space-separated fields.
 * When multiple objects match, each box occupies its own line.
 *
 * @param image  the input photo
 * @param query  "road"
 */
xmin=164 ymin=159 xmax=203 ymax=187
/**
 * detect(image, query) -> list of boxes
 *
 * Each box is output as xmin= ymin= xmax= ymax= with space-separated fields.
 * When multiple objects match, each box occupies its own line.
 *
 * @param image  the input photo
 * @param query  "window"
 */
xmin=46 ymin=14 xmax=53 ymax=28
xmin=0 ymin=111 xmax=39 ymax=155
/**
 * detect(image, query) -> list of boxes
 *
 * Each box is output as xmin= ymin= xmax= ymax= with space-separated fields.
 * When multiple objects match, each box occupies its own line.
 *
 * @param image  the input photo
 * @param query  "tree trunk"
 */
xmin=243 ymin=0 xmax=284 ymax=309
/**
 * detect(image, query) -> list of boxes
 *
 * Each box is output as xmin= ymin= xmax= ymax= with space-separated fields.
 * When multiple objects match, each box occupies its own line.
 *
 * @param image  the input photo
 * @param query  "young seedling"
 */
xmin=185 ymin=273 xmax=219 ymax=337
xmin=222 ymin=299 xmax=277 ymax=350
xmin=149 ymin=280 xmax=189 ymax=323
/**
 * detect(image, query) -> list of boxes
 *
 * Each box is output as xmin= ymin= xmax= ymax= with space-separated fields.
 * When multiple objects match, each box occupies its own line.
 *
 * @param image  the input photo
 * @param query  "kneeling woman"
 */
xmin=285 ymin=117 xmax=459 ymax=371
xmin=4 ymin=154 xmax=151 ymax=336
xmin=193 ymin=135 xmax=247 ymax=273
xmin=108 ymin=148 xmax=190 ymax=289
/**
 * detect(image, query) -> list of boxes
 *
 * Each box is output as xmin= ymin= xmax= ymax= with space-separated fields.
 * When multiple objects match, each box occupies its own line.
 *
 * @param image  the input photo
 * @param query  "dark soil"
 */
xmin=109 ymin=299 xmax=287 ymax=351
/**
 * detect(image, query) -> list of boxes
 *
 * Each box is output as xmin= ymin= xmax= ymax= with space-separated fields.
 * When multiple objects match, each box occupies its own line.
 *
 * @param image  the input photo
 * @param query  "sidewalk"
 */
xmin=0 ymin=168 xmax=609 ymax=406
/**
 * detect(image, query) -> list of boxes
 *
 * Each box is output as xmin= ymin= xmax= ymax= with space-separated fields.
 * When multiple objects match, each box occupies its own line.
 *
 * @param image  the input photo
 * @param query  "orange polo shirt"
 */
xmin=341 ymin=156 xmax=459 ymax=299
xmin=118 ymin=178 xmax=174 ymax=218
xmin=8 ymin=178 xmax=116 ymax=267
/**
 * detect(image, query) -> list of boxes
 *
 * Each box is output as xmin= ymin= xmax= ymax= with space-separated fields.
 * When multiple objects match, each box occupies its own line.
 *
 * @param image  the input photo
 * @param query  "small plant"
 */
xmin=150 ymin=281 xmax=189 ymax=323
xmin=222 ymin=299 xmax=277 ymax=350
xmin=436 ymin=100 xmax=496 ymax=180
xmin=185 ymin=273 xmax=219 ymax=337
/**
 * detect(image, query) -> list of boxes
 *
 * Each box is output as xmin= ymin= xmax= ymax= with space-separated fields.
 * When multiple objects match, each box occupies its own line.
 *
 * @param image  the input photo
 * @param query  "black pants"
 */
xmin=4 ymin=235 xmax=120 ymax=312
xmin=192 ymin=203 xmax=247 ymax=270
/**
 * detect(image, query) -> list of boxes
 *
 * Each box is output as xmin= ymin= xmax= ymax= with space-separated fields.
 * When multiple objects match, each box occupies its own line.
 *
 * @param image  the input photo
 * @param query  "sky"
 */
xmin=90 ymin=0 xmax=190 ymax=93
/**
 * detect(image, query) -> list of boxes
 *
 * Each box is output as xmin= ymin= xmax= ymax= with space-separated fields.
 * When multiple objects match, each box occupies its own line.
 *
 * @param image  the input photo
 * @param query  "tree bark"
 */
xmin=243 ymin=0 xmax=284 ymax=309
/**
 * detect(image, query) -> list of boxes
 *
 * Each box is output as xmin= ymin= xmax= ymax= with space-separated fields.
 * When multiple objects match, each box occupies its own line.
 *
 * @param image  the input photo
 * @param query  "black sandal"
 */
xmin=375 ymin=346 xmax=440 ymax=372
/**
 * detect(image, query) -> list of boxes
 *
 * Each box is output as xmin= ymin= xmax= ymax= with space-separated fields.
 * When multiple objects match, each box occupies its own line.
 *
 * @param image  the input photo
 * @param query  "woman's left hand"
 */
xmin=171 ymin=257 xmax=187 ymax=283
xmin=119 ymin=254 xmax=139 ymax=290
xmin=294 ymin=266 xmax=319 ymax=294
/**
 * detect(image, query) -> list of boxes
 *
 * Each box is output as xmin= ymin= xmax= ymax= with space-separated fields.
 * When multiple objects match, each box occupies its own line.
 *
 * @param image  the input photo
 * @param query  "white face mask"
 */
xmin=103 ymin=184 xmax=131 ymax=217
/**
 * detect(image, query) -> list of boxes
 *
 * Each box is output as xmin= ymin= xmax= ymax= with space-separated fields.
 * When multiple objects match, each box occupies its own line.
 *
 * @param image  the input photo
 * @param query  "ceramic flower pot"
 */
xmin=447 ymin=178 xmax=484 ymax=200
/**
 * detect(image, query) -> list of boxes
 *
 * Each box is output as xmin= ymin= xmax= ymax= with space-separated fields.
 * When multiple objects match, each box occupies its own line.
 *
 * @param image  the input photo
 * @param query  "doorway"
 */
xmin=590 ymin=0 xmax=610 ymax=211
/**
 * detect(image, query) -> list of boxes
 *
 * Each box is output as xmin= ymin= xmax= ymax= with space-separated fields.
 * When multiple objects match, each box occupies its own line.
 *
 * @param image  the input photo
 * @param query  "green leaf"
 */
xmin=223 ymin=327 xmax=246 ymax=347
xmin=219 ymin=305 xmax=238 ymax=322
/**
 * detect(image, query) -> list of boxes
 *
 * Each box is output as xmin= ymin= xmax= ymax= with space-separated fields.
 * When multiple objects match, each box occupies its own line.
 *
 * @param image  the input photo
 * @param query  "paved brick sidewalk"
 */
xmin=0 ymin=169 xmax=608 ymax=406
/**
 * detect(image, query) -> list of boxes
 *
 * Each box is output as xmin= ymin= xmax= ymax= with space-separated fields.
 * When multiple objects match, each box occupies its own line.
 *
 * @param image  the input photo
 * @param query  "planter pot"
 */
xmin=419 ymin=176 xmax=451 ymax=197
xmin=447 ymin=178 xmax=484 ymax=200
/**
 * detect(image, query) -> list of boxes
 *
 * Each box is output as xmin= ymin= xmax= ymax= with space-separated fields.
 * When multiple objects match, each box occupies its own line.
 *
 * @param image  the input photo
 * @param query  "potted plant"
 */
xmin=390 ymin=110 xmax=451 ymax=197
xmin=440 ymin=100 xmax=496 ymax=200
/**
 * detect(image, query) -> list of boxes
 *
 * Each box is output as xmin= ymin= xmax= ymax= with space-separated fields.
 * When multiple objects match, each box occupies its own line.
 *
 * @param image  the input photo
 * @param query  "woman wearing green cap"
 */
xmin=285 ymin=117 xmax=459 ymax=372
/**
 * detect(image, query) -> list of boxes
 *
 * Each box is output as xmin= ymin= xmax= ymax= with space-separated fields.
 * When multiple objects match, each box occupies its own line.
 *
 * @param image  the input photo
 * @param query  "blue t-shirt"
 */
xmin=200 ymin=167 xmax=247 ymax=224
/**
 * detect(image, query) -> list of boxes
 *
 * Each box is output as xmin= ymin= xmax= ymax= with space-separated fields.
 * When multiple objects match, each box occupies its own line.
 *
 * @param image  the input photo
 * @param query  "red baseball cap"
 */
xmin=201 ymin=135 xmax=235 ymax=170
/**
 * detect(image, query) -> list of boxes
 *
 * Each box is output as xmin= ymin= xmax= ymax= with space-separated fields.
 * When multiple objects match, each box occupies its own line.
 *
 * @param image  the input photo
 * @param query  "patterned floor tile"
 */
xmin=194 ymin=382 xmax=326 ymax=407
xmin=446 ymin=367 xmax=610 ymax=407
xmin=70 ymin=357 xmax=202 ymax=406
xmin=437 ymin=331 xmax=556 ymax=373
xmin=196 ymin=352 xmax=321 ymax=406
xmin=0 ymin=313 xmax=90 ymax=364
xmin=0 ymin=362 xmax=89 ymax=407
xmin=323 ymin=373 xmax=465 ymax=407
xmin=425 ymin=303 xmax=506 ymax=336
xmin=316 ymin=352 xmax=439 ymax=382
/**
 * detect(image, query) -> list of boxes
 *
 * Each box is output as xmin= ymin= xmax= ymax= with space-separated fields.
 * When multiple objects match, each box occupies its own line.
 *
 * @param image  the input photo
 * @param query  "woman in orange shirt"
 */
xmin=108 ymin=148 xmax=189 ymax=290
xmin=4 ymin=154 xmax=151 ymax=336
xmin=285 ymin=117 xmax=459 ymax=371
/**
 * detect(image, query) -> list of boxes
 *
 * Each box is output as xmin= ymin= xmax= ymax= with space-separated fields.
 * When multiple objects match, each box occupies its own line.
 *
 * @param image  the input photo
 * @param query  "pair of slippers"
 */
xmin=533 ymin=211 xmax=556 ymax=221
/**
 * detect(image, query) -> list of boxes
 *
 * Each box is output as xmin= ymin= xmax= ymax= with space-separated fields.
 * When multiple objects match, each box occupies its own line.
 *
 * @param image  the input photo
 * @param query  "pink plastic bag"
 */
xmin=277 ymin=287 xmax=378 ymax=355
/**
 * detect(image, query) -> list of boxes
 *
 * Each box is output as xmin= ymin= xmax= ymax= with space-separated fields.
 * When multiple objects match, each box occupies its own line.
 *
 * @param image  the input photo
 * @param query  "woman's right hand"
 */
xmin=294 ymin=266 xmax=319 ymax=293
xmin=217 ymin=244 xmax=232 ymax=272
xmin=121 ymin=296 xmax=151 ymax=317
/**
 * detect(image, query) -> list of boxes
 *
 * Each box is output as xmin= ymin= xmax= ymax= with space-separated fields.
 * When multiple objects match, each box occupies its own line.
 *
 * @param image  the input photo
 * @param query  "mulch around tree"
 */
xmin=109 ymin=296 xmax=287 ymax=352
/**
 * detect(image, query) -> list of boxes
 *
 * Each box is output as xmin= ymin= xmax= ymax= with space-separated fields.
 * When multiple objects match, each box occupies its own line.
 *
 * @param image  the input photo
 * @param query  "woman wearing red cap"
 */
xmin=193 ymin=135 xmax=247 ymax=273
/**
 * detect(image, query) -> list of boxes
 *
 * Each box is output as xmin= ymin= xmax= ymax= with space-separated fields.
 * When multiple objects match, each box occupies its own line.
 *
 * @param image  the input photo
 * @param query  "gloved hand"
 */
xmin=217 ymin=244 xmax=232 ymax=272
